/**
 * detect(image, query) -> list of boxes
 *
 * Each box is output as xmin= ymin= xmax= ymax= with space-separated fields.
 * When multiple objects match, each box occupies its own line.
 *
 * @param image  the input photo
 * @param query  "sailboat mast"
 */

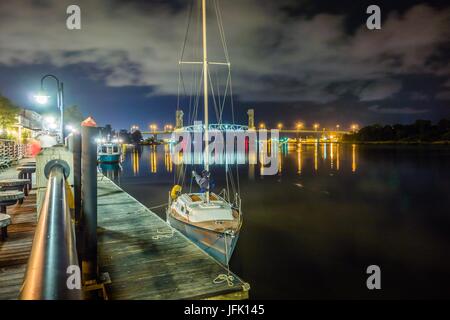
xmin=202 ymin=0 xmax=210 ymax=203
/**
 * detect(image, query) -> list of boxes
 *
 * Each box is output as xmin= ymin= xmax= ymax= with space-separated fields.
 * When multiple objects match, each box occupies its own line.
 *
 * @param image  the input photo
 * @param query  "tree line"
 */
xmin=343 ymin=119 xmax=450 ymax=142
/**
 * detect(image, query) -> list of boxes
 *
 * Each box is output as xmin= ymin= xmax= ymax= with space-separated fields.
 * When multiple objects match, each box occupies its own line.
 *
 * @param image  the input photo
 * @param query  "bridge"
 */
xmin=141 ymin=124 xmax=351 ymax=139
xmin=139 ymin=109 xmax=352 ymax=138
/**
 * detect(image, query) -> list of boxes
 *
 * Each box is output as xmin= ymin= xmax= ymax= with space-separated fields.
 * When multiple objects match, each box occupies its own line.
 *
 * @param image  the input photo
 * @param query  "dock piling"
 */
xmin=81 ymin=125 xmax=98 ymax=282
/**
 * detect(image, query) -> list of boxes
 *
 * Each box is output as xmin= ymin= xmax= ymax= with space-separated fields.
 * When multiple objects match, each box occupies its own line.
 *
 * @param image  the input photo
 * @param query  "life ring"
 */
xmin=170 ymin=185 xmax=182 ymax=200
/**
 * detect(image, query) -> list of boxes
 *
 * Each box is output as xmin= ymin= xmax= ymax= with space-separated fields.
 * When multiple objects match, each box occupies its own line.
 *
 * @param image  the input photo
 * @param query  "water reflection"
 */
xmin=99 ymin=163 xmax=122 ymax=182
xmin=132 ymin=147 xmax=140 ymax=175
xmin=330 ymin=143 xmax=334 ymax=169
xmin=150 ymin=145 xmax=157 ymax=173
xmin=122 ymin=142 xmax=358 ymax=176
xmin=107 ymin=143 xmax=450 ymax=299
xmin=314 ymin=142 xmax=318 ymax=171
xmin=336 ymin=143 xmax=340 ymax=171
xmin=164 ymin=144 xmax=172 ymax=173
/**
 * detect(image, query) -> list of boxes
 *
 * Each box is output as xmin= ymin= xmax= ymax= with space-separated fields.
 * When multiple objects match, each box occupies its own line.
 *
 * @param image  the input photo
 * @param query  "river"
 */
xmin=100 ymin=143 xmax=450 ymax=299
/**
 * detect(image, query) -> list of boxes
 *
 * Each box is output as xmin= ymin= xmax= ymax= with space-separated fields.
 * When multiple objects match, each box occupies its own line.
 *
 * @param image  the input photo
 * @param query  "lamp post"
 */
xmin=351 ymin=124 xmax=359 ymax=132
xmin=35 ymin=74 xmax=65 ymax=142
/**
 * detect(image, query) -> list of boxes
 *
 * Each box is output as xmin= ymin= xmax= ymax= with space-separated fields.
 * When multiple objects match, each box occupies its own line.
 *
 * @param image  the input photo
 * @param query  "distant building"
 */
xmin=118 ymin=129 xmax=132 ymax=144
xmin=12 ymin=109 xmax=44 ymax=142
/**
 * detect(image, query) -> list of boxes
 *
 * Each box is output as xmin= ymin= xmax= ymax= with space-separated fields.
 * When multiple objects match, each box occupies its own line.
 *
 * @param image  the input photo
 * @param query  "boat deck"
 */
xmin=97 ymin=175 xmax=249 ymax=300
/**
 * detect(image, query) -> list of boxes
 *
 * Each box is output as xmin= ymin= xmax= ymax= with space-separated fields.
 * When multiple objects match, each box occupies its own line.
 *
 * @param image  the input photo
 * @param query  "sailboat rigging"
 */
xmin=167 ymin=0 xmax=243 ymax=266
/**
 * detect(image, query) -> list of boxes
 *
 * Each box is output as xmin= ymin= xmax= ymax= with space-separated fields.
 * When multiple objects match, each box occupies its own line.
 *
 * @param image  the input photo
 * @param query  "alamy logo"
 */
xmin=366 ymin=265 xmax=381 ymax=290
xmin=170 ymin=123 xmax=279 ymax=175
xmin=366 ymin=5 xmax=381 ymax=30
xmin=66 ymin=5 xmax=81 ymax=30
xmin=66 ymin=265 xmax=81 ymax=290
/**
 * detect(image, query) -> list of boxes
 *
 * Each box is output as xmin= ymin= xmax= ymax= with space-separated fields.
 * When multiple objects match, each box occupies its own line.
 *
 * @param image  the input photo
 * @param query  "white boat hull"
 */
xmin=167 ymin=213 xmax=239 ymax=265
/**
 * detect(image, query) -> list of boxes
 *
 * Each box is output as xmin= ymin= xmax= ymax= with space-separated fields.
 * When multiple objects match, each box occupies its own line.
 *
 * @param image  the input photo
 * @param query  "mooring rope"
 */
xmin=213 ymin=232 xmax=235 ymax=287
xmin=148 ymin=203 xmax=169 ymax=210
xmin=152 ymin=228 xmax=174 ymax=240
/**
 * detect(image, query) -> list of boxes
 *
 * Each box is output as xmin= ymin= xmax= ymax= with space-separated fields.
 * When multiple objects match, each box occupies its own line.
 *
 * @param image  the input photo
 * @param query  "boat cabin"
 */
xmin=173 ymin=193 xmax=234 ymax=223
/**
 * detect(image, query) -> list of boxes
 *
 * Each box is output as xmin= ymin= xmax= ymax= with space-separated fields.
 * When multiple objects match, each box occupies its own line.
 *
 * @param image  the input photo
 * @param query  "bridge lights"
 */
xmin=313 ymin=123 xmax=319 ymax=131
xmin=296 ymin=122 xmax=304 ymax=130
xmin=277 ymin=123 xmax=283 ymax=130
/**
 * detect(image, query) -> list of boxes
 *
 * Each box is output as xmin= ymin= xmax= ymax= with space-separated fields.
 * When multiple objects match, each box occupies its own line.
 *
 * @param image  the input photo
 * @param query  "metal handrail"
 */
xmin=20 ymin=164 xmax=82 ymax=300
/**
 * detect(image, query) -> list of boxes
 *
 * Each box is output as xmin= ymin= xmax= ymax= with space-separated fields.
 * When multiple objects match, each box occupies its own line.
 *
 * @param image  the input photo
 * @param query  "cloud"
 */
xmin=0 ymin=0 xmax=449 ymax=104
xmin=435 ymin=91 xmax=450 ymax=100
xmin=409 ymin=92 xmax=429 ymax=101
xmin=358 ymin=79 xmax=402 ymax=101
xmin=368 ymin=105 xmax=429 ymax=114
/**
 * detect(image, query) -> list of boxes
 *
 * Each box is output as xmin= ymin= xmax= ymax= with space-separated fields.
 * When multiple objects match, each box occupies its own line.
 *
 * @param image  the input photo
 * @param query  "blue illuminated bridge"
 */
xmin=141 ymin=123 xmax=350 ymax=135
xmin=142 ymin=123 xmax=249 ymax=135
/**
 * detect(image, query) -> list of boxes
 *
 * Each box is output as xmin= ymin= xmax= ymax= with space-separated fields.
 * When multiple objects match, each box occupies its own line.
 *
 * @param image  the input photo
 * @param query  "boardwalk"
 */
xmin=97 ymin=175 xmax=250 ymax=299
xmin=0 ymin=159 xmax=36 ymax=300
xmin=0 ymin=191 xmax=36 ymax=299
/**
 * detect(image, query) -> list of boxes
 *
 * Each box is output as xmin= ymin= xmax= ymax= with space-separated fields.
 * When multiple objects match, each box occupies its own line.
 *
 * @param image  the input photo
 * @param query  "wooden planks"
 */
xmin=97 ymin=175 xmax=249 ymax=300
xmin=0 ymin=192 xmax=37 ymax=300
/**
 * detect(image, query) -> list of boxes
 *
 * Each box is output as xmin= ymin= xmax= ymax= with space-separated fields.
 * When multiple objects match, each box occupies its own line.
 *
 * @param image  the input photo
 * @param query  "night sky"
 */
xmin=0 ymin=0 xmax=449 ymax=131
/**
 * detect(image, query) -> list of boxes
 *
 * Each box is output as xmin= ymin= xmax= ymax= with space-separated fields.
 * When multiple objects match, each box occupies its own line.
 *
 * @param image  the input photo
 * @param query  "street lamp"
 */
xmin=259 ymin=123 xmax=266 ymax=129
xmin=149 ymin=124 xmax=158 ymax=132
xmin=277 ymin=123 xmax=283 ymax=130
xmin=35 ymin=74 xmax=64 ymax=142
xmin=34 ymin=92 xmax=50 ymax=105
xmin=313 ymin=123 xmax=319 ymax=131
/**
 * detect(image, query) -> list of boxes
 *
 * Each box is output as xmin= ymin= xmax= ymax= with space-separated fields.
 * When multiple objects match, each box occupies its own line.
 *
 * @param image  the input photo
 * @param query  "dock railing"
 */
xmin=20 ymin=160 xmax=82 ymax=300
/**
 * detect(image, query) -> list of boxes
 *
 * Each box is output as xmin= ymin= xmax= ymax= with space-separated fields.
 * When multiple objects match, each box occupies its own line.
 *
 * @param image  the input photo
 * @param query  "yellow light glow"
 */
xmin=314 ymin=142 xmax=318 ymax=171
xmin=297 ymin=143 xmax=302 ymax=174
xmin=352 ymin=143 xmax=357 ymax=172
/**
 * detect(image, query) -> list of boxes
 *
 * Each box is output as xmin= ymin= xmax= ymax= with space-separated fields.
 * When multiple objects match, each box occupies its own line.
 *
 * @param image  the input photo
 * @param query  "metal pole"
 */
xmin=40 ymin=74 xmax=64 ymax=143
xmin=20 ymin=163 xmax=81 ymax=300
xmin=60 ymin=82 xmax=65 ymax=142
xmin=81 ymin=126 xmax=98 ymax=281
xmin=202 ymin=0 xmax=210 ymax=203
xmin=67 ymin=133 xmax=82 ymax=224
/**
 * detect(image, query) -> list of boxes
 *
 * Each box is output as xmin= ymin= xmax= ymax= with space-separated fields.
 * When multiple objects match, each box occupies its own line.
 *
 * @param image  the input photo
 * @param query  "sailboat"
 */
xmin=166 ymin=0 xmax=243 ymax=265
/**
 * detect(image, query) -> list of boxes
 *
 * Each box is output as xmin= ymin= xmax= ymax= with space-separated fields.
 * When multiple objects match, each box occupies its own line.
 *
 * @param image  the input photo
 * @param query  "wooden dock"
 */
xmin=0 ymin=191 xmax=36 ymax=300
xmin=97 ymin=175 xmax=250 ymax=300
